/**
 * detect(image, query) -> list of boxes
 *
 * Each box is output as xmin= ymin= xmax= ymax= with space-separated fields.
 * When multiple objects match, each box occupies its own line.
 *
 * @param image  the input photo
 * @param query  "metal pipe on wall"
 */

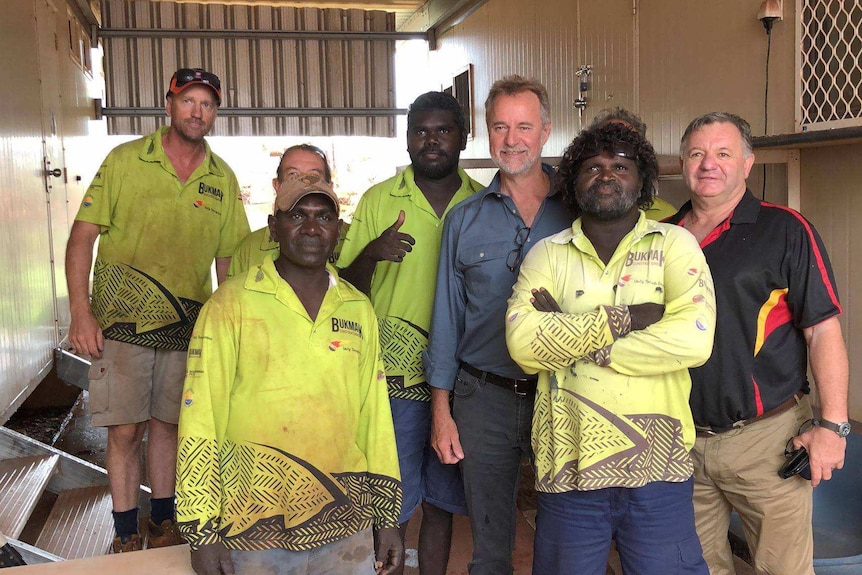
xmin=101 ymin=107 xmax=408 ymax=117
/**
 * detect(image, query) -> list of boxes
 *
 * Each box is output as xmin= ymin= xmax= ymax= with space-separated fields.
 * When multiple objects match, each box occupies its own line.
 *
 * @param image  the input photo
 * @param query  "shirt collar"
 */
xmin=477 ymin=162 xmax=559 ymax=203
xmin=670 ymin=188 xmax=759 ymax=226
xmin=728 ymin=189 xmax=761 ymax=224
xmin=244 ymin=255 xmax=360 ymax=303
xmin=388 ymin=166 xmax=482 ymax=198
xmin=139 ymin=126 xmax=224 ymax=177
xmin=552 ymin=210 xmax=666 ymax=246
xmin=259 ymin=228 xmax=278 ymax=251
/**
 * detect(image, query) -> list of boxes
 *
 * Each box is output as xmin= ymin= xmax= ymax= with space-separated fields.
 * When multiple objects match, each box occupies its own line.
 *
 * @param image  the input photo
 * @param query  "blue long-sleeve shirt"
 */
xmin=424 ymin=164 xmax=573 ymax=390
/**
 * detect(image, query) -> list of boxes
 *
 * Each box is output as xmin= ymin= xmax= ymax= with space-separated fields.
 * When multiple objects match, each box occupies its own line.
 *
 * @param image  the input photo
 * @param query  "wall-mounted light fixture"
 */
xmin=758 ymin=0 xmax=783 ymax=32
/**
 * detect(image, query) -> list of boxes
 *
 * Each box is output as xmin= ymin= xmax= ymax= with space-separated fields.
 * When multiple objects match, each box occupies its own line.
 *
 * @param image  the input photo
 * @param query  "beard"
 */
xmin=493 ymin=147 xmax=540 ymax=177
xmin=576 ymin=181 xmax=639 ymax=222
xmin=173 ymin=118 xmax=212 ymax=144
xmin=410 ymin=149 xmax=460 ymax=180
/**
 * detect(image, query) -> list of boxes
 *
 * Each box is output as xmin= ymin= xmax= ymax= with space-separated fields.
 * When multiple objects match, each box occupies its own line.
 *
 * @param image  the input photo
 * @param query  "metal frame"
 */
xmin=98 ymin=28 xmax=429 ymax=41
xmin=101 ymin=106 xmax=407 ymax=118
xmin=795 ymin=0 xmax=862 ymax=132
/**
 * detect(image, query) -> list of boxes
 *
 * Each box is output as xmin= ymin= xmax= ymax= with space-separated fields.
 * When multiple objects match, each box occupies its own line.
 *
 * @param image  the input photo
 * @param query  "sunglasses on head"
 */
xmin=582 ymin=140 xmax=638 ymax=162
xmin=173 ymin=68 xmax=221 ymax=91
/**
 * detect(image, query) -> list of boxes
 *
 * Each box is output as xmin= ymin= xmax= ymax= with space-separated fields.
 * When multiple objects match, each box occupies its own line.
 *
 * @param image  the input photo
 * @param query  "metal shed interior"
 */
xmin=1 ymin=0 xmax=861 ymax=426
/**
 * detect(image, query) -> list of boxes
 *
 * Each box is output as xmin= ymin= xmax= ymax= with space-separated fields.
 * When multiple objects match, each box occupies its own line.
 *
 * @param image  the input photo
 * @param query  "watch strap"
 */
xmin=815 ymin=418 xmax=851 ymax=437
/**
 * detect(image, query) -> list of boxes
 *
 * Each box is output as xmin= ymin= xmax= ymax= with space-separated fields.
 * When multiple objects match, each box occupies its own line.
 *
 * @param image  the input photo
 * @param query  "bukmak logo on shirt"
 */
xmin=198 ymin=182 xmax=223 ymax=201
xmin=625 ymin=249 xmax=664 ymax=267
xmin=331 ymin=318 xmax=362 ymax=338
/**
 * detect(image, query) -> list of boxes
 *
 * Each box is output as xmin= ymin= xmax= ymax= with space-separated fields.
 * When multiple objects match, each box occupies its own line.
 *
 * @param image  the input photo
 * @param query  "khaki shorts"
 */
xmin=88 ymin=340 xmax=187 ymax=427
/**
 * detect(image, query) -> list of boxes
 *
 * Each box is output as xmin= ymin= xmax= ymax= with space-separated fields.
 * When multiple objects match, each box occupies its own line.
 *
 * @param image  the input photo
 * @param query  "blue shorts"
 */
xmin=390 ymin=397 xmax=467 ymax=524
xmin=533 ymin=478 xmax=708 ymax=575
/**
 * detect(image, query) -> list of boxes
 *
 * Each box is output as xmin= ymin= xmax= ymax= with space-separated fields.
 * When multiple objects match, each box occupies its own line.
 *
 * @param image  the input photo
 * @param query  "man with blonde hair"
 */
xmin=66 ymin=67 xmax=249 ymax=552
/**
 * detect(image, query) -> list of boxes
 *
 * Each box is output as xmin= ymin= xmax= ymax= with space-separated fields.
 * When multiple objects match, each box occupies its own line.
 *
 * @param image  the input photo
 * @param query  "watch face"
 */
xmin=838 ymin=422 xmax=852 ymax=437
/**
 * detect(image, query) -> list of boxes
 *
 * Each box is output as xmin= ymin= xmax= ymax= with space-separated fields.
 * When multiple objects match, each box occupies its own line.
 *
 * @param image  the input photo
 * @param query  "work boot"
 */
xmin=0 ymin=543 xmax=26 ymax=568
xmin=111 ymin=534 xmax=142 ymax=553
xmin=146 ymin=519 xmax=184 ymax=549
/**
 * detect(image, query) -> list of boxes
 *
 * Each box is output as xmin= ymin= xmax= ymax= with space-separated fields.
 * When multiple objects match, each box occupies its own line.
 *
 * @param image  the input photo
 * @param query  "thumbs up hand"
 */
xmin=364 ymin=210 xmax=416 ymax=263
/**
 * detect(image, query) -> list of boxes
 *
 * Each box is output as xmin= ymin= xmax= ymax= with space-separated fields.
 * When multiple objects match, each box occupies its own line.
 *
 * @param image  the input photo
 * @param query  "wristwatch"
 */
xmin=814 ymin=418 xmax=852 ymax=438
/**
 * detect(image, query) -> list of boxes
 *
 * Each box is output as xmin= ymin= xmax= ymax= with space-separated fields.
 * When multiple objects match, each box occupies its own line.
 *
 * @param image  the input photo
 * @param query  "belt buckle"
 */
xmin=513 ymin=380 xmax=528 ymax=397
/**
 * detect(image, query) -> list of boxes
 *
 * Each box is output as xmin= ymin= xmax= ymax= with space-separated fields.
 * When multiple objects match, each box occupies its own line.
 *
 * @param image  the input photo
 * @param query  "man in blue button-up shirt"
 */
xmin=424 ymin=75 xmax=573 ymax=575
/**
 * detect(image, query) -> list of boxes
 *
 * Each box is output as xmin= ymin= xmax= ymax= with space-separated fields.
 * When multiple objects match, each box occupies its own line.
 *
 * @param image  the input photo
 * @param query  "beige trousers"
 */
xmin=691 ymin=397 xmax=814 ymax=575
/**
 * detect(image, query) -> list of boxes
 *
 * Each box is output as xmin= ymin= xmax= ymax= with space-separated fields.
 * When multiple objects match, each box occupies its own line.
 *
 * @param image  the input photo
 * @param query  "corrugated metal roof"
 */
xmin=103 ymin=0 xmax=397 ymax=136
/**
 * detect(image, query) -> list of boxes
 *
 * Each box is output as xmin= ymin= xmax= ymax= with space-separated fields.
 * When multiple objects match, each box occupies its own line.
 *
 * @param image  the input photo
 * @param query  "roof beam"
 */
xmin=98 ymin=28 xmax=428 ymax=41
xmin=399 ymin=0 xmax=488 ymax=43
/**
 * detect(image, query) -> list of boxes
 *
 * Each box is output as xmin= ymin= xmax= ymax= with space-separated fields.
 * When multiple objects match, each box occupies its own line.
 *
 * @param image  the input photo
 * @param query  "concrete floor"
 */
xmin=47 ymin=391 xmax=755 ymax=574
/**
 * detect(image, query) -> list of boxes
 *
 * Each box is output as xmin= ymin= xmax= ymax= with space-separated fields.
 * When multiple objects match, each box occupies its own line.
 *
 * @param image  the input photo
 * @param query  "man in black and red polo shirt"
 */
xmin=666 ymin=112 xmax=849 ymax=575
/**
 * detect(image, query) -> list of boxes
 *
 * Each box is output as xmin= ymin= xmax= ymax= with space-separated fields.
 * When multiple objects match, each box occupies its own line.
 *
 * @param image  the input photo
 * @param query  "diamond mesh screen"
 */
xmin=799 ymin=0 xmax=862 ymax=130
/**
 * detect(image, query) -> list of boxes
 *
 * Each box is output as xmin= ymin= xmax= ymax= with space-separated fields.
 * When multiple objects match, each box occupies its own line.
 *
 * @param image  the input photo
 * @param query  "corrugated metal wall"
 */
xmin=102 ymin=0 xmax=396 ymax=137
xmin=430 ymin=0 xmax=637 ymax=161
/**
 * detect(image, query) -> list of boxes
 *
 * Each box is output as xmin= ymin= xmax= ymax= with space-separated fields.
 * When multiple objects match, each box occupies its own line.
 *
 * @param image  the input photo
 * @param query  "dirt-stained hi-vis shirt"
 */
xmin=176 ymin=256 xmax=401 ymax=551
xmin=506 ymin=213 xmax=716 ymax=493
xmin=337 ymin=167 xmax=483 ymax=401
xmin=227 ymin=222 xmax=350 ymax=278
xmin=74 ymin=126 xmax=250 ymax=350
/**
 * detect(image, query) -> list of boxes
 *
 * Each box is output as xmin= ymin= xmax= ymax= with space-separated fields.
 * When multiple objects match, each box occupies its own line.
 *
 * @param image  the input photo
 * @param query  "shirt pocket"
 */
xmin=458 ymin=241 xmax=515 ymax=298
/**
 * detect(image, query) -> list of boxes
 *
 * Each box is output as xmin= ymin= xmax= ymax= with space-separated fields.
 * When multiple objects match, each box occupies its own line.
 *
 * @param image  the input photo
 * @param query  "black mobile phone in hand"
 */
xmin=779 ymin=447 xmax=811 ymax=480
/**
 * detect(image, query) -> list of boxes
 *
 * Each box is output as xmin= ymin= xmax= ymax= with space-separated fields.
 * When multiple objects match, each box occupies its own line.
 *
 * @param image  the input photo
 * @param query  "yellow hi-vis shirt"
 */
xmin=645 ymin=196 xmax=677 ymax=221
xmin=176 ymin=256 xmax=401 ymax=551
xmin=506 ymin=213 xmax=716 ymax=493
xmin=228 ymin=222 xmax=350 ymax=278
xmin=74 ymin=126 xmax=250 ymax=350
xmin=337 ymin=167 xmax=483 ymax=401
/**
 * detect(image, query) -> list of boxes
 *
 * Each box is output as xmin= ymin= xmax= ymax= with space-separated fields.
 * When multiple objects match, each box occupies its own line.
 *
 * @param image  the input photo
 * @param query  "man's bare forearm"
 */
xmin=66 ymin=221 xmax=100 ymax=313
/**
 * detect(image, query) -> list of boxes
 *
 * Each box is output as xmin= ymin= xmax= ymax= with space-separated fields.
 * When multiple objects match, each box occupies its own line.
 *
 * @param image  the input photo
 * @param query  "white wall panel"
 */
xmin=430 ymin=0 xmax=635 ymax=160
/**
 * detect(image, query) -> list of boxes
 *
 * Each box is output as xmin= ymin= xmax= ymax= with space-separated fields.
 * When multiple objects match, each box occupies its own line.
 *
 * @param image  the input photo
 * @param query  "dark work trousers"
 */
xmin=452 ymin=367 xmax=534 ymax=575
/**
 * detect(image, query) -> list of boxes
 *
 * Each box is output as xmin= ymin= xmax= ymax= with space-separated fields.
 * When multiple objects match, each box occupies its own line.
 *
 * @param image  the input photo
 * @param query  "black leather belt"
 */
xmin=695 ymin=392 xmax=804 ymax=437
xmin=460 ymin=362 xmax=538 ymax=396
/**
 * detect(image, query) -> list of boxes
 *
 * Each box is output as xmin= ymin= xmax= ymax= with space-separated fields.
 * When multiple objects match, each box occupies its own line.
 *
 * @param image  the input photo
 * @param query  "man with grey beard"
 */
xmin=425 ymin=75 xmax=573 ymax=574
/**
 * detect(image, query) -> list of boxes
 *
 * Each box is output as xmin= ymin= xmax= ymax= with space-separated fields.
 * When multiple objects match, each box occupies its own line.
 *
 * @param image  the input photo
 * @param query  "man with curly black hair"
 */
xmin=556 ymin=123 xmax=659 ymax=216
xmin=588 ymin=108 xmax=677 ymax=220
xmin=506 ymin=122 xmax=715 ymax=575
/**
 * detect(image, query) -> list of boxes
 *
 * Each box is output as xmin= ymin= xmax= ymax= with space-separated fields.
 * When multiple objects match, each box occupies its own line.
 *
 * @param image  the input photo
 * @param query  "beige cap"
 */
xmin=274 ymin=173 xmax=339 ymax=215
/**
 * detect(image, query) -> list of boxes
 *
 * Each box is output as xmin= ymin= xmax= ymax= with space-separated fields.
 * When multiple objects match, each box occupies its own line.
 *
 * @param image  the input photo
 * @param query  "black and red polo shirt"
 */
xmin=666 ymin=190 xmax=841 ymax=429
